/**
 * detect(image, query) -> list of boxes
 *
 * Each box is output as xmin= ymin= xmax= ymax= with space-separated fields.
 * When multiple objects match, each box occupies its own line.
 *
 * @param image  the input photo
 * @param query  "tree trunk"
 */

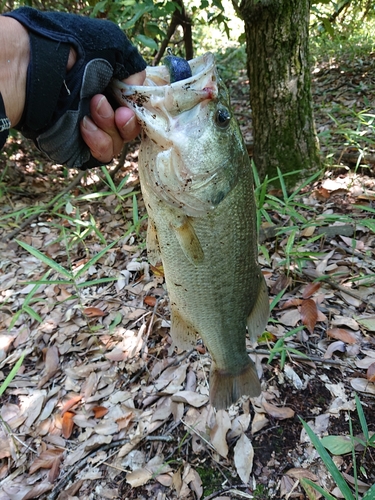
xmin=233 ymin=0 xmax=320 ymax=184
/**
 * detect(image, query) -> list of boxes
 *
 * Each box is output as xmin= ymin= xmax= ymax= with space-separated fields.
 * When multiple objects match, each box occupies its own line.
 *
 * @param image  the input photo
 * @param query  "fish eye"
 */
xmin=215 ymin=107 xmax=231 ymax=128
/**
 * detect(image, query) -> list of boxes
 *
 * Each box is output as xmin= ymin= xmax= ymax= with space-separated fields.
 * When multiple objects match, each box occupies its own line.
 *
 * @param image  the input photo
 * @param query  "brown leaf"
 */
xmin=62 ymin=411 xmax=75 ymax=439
xmin=300 ymin=299 xmax=318 ymax=334
xmin=314 ymin=187 xmax=330 ymax=200
xmin=38 ymin=345 xmax=60 ymax=388
xmin=61 ymin=395 xmax=82 ymax=415
xmin=92 ymin=406 xmax=109 ymax=419
xmin=29 ymin=449 xmax=64 ymax=474
xmin=367 ymin=362 xmax=375 ymax=382
xmin=286 ymin=467 xmax=318 ymax=481
xmin=262 ymin=401 xmax=295 ymax=419
xmin=282 ymin=298 xmax=303 ymax=309
xmin=270 ymin=274 xmax=291 ymax=295
xmin=83 ymin=307 xmax=107 ymax=317
xmin=144 ymin=296 xmax=157 ymax=307
xmin=302 ymin=282 xmax=321 ymax=299
xmin=327 ymin=328 xmax=357 ymax=344
xmin=48 ymin=454 xmax=63 ymax=483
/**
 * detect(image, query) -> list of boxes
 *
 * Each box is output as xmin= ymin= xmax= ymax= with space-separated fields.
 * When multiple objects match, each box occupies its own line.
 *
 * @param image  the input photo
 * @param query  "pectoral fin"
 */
xmin=146 ymin=217 xmax=161 ymax=266
xmin=171 ymin=215 xmax=204 ymax=265
xmin=247 ymin=274 xmax=269 ymax=344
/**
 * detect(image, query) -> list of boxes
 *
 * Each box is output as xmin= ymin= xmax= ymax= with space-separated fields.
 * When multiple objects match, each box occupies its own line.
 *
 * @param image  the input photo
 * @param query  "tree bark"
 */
xmin=233 ymin=0 xmax=320 ymax=183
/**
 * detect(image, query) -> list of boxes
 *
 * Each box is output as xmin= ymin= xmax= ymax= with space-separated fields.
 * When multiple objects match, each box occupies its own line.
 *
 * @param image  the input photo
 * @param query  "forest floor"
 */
xmin=0 ymin=50 xmax=375 ymax=500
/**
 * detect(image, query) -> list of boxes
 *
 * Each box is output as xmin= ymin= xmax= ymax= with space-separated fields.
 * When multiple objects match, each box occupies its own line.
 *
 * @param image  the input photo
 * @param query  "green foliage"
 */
xmin=267 ymin=325 xmax=308 ymax=369
xmin=300 ymin=395 xmax=375 ymax=499
xmin=4 ymin=0 xmax=231 ymax=59
xmin=0 ymin=353 xmax=25 ymax=397
xmin=310 ymin=0 xmax=375 ymax=38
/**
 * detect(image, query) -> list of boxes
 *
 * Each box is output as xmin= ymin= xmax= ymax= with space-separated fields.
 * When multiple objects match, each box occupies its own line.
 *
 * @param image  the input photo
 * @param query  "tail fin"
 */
xmin=209 ymin=359 xmax=261 ymax=410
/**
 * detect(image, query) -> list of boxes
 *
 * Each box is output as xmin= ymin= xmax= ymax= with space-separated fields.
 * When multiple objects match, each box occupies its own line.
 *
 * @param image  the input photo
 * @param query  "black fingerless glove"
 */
xmin=4 ymin=7 xmax=146 ymax=170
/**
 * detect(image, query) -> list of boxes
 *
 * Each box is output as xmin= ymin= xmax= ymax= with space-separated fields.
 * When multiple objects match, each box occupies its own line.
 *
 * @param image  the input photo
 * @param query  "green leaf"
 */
xmin=23 ymin=305 xmax=43 ymax=323
xmin=135 ymin=34 xmax=158 ymax=51
xmin=74 ymin=240 xmax=118 ymax=278
xmin=0 ymin=353 xmax=26 ymax=397
xmin=363 ymin=482 xmax=375 ymax=500
xmin=300 ymin=478 xmax=337 ymax=500
xmin=101 ymin=166 xmax=117 ymax=193
xmin=321 ymin=435 xmax=354 ymax=455
xmin=16 ymin=240 xmax=72 ymax=279
xmin=355 ymin=393 xmax=369 ymax=441
xmin=300 ymin=418 xmax=356 ymax=500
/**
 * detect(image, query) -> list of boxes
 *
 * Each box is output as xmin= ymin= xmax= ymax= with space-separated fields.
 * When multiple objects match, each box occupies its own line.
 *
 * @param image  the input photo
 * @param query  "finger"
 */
xmin=90 ymin=94 xmax=124 ymax=153
xmin=115 ymin=106 xmax=141 ymax=142
xmin=80 ymin=116 xmax=115 ymax=164
xmin=124 ymin=69 xmax=146 ymax=86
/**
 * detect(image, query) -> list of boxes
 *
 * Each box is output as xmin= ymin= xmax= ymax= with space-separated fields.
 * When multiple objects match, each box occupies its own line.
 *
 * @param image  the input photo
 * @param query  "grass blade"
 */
xmin=16 ymin=240 xmax=72 ymax=279
xmin=0 ymin=353 xmax=26 ymax=397
xmin=355 ymin=393 xmax=369 ymax=441
xmin=300 ymin=418 xmax=356 ymax=500
xmin=300 ymin=478 xmax=337 ymax=500
xmin=74 ymin=240 xmax=118 ymax=278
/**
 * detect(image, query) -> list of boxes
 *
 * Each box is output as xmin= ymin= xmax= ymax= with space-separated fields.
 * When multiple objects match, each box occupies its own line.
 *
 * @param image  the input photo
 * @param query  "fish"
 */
xmin=111 ymin=52 xmax=269 ymax=409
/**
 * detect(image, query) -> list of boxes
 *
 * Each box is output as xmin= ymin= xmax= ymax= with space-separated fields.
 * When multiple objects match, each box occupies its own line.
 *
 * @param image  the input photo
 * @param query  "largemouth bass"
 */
xmin=112 ymin=53 xmax=269 ymax=409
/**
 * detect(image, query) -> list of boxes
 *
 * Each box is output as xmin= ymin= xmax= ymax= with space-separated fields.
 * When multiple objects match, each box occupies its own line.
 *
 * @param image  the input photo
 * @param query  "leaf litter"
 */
xmin=0 ymin=53 xmax=375 ymax=499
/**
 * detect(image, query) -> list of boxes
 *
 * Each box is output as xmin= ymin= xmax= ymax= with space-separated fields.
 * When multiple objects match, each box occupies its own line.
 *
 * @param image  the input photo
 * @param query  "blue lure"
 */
xmin=164 ymin=53 xmax=192 ymax=83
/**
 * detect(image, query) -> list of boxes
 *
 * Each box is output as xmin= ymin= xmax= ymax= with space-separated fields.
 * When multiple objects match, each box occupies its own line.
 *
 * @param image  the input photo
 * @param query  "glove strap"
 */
xmin=0 ymin=92 xmax=11 ymax=150
xmin=17 ymin=31 xmax=70 ymax=136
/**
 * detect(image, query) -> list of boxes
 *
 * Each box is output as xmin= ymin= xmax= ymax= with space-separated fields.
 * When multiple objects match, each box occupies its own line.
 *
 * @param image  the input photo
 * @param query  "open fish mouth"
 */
xmin=111 ymin=52 xmax=218 ymax=113
xmin=110 ymin=52 xmax=241 ymax=217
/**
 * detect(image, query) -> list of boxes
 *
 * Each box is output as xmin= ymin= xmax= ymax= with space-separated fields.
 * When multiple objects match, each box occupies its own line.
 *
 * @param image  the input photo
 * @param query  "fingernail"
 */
xmin=96 ymin=96 xmax=112 ymax=119
xmin=122 ymin=114 xmax=137 ymax=132
xmin=83 ymin=116 xmax=97 ymax=131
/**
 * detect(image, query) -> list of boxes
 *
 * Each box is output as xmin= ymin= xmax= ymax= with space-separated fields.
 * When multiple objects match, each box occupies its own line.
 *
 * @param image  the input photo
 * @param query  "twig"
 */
xmin=2 ymin=171 xmax=85 ymax=242
xmin=248 ymin=348 xmax=349 ymax=366
xmin=203 ymin=485 xmax=253 ymax=500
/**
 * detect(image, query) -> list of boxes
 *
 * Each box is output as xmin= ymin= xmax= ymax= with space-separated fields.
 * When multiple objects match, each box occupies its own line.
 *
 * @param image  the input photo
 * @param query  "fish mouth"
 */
xmin=111 ymin=52 xmax=218 ymax=114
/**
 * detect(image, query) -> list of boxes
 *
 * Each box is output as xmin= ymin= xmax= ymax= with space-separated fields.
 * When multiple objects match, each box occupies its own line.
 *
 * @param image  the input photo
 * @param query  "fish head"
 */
xmin=112 ymin=53 xmax=247 ymax=217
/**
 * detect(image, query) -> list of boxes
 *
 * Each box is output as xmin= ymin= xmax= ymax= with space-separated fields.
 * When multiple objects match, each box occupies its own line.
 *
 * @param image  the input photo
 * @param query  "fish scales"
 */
xmin=112 ymin=53 xmax=269 ymax=409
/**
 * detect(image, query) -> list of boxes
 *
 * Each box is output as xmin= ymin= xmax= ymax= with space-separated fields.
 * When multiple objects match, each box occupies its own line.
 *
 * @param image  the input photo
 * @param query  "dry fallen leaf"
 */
xmin=29 ymin=448 xmax=64 ymax=474
xmin=210 ymin=410 xmax=231 ymax=458
xmin=327 ymin=328 xmax=357 ymax=344
xmin=234 ymin=433 xmax=254 ymax=483
xmin=367 ymin=363 xmax=375 ymax=382
xmin=83 ymin=307 xmax=107 ymax=318
xmin=302 ymin=282 xmax=321 ymax=299
xmin=171 ymin=391 xmax=208 ymax=408
xmin=62 ymin=411 xmax=75 ymax=439
xmin=262 ymin=401 xmax=295 ymax=420
xmin=300 ymin=299 xmax=318 ymax=334
xmin=92 ymin=406 xmax=109 ymax=419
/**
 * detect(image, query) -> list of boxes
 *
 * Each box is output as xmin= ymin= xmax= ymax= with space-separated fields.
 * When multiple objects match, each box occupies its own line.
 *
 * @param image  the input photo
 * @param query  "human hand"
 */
xmin=80 ymin=71 xmax=146 ymax=164
xmin=3 ymin=7 xmax=147 ymax=170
